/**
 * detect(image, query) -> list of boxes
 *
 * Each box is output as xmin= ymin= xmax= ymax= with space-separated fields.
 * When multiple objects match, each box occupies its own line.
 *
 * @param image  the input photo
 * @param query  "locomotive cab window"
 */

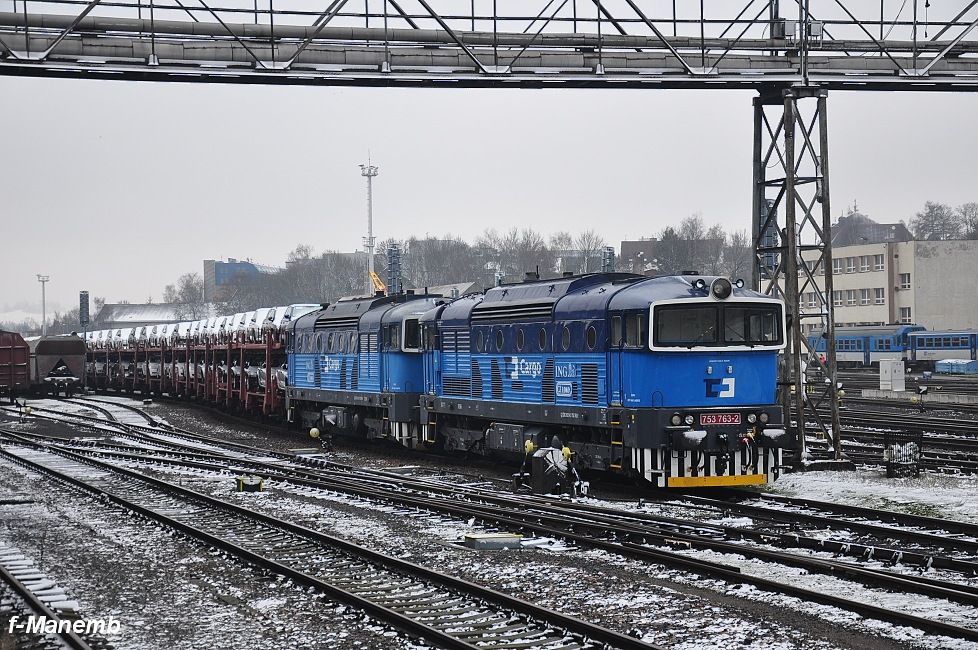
xmin=403 ymin=319 xmax=421 ymax=352
xmin=654 ymin=304 xmax=783 ymax=348
xmin=655 ymin=307 xmax=718 ymax=346
xmin=724 ymin=307 xmax=781 ymax=345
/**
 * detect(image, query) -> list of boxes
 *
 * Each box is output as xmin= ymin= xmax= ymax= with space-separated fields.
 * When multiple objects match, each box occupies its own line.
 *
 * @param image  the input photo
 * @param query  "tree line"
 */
xmin=908 ymin=201 xmax=978 ymax=241
xmin=209 ymin=219 xmax=753 ymax=313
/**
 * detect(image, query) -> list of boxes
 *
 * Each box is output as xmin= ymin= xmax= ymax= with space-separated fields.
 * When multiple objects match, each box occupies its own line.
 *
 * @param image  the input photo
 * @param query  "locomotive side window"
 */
xmin=477 ymin=330 xmax=485 ymax=352
xmin=516 ymin=328 xmax=525 ymax=351
xmin=422 ymin=325 xmax=439 ymax=351
xmin=538 ymin=327 xmax=547 ymax=351
xmin=624 ymin=313 xmax=644 ymax=347
xmin=586 ymin=324 xmax=597 ymax=350
xmin=495 ymin=329 xmax=504 ymax=352
xmin=611 ymin=316 xmax=623 ymax=347
xmin=386 ymin=324 xmax=401 ymax=349
xmin=403 ymin=319 xmax=421 ymax=351
xmin=561 ymin=326 xmax=571 ymax=351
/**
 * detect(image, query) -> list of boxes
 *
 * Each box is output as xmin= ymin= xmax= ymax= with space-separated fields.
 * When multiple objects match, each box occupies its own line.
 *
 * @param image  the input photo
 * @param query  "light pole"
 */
xmin=360 ymin=160 xmax=379 ymax=296
xmin=37 ymin=274 xmax=50 ymax=336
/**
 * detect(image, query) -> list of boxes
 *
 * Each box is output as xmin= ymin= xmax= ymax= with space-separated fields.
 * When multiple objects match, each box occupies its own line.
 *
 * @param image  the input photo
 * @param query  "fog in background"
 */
xmin=1 ymin=76 xmax=976 ymax=316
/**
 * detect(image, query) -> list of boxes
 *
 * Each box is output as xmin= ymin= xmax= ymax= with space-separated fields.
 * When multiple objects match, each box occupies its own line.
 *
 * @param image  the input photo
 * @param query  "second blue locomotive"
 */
xmin=286 ymin=272 xmax=792 ymax=488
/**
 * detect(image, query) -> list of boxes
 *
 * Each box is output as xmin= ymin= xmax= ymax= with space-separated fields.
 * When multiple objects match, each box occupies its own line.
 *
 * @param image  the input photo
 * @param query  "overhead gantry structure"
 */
xmin=0 ymin=0 xmax=976 ymax=88
xmin=4 ymin=1 xmax=978 ymax=459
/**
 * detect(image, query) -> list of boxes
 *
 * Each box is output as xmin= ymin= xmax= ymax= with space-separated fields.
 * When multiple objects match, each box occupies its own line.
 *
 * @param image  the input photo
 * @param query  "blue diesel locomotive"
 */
xmin=286 ymin=273 xmax=792 ymax=488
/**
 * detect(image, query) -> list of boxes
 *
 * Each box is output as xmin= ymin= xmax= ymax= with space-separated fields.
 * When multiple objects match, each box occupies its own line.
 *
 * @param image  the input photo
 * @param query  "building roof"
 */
xmin=832 ymin=212 xmax=912 ymax=247
xmin=426 ymin=281 xmax=483 ymax=298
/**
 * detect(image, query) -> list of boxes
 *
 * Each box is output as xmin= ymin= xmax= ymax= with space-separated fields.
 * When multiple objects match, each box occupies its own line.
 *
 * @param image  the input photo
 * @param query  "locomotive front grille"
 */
xmin=471 ymin=359 xmax=483 ymax=398
xmin=443 ymin=376 xmax=471 ymax=397
xmin=581 ymin=363 xmax=598 ymax=404
xmin=490 ymin=359 xmax=503 ymax=399
xmin=542 ymin=359 xmax=555 ymax=402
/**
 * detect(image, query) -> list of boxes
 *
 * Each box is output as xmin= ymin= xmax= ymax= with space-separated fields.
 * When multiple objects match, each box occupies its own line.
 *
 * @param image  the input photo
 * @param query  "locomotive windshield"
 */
xmin=653 ymin=303 xmax=783 ymax=348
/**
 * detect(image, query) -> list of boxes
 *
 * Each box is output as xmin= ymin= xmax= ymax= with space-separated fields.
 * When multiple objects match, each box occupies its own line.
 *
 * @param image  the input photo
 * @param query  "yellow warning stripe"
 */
xmin=667 ymin=473 xmax=768 ymax=488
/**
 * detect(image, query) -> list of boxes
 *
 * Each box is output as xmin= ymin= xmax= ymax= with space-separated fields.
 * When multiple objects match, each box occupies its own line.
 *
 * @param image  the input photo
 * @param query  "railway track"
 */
xmin=10 ymin=397 xmax=978 ymax=642
xmin=7 ymin=400 xmax=978 ymax=643
xmin=0 ymin=547 xmax=95 ymax=650
xmin=0 ymin=437 xmax=650 ymax=650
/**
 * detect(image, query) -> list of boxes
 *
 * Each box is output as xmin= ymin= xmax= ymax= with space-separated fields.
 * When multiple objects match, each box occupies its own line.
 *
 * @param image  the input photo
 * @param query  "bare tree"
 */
xmin=574 ymin=229 xmax=606 ymax=273
xmin=958 ymin=202 xmax=978 ymax=239
xmin=722 ymin=230 xmax=752 ymax=280
xmin=677 ymin=214 xmax=707 ymax=272
xmin=654 ymin=227 xmax=684 ymax=275
xmin=910 ymin=201 xmax=962 ymax=240
xmin=702 ymin=224 xmax=727 ymax=275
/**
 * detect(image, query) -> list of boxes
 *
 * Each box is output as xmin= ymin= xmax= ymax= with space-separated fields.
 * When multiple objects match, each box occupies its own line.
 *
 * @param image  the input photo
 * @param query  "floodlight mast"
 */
xmin=36 ymin=274 xmax=50 ymax=336
xmin=360 ymin=160 xmax=379 ymax=296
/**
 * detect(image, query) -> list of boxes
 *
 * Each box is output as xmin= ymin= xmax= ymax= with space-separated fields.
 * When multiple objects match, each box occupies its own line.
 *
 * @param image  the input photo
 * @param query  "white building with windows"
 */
xmin=799 ymin=233 xmax=978 ymax=332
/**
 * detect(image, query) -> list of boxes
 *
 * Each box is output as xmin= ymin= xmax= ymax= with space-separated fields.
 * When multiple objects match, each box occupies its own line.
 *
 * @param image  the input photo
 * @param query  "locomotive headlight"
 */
xmin=684 ymin=415 xmax=694 ymax=425
xmin=747 ymin=413 xmax=757 ymax=424
xmin=710 ymin=278 xmax=733 ymax=300
xmin=759 ymin=412 xmax=770 ymax=424
xmin=670 ymin=414 xmax=682 ymax=426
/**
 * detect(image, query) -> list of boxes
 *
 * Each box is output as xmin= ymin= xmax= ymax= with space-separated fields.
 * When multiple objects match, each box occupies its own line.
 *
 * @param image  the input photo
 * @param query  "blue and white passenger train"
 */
xmin=286 ymin=273 xmax=792 ymax=488
xmin=808 ymin=325 xmax=978 ymax=369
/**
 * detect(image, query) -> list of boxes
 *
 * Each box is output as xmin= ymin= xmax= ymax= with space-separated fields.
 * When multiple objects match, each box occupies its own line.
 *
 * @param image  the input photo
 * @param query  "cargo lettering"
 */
xmin=321 ymin=356 xmax=341 ymax=372
xmin=509 ymin=357 xmax=542 ymax=379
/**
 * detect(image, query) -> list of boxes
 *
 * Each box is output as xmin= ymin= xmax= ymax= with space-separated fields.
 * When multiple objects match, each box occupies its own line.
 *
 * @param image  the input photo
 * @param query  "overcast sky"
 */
xmin=1 ymin=76 xmax=976 ymax=316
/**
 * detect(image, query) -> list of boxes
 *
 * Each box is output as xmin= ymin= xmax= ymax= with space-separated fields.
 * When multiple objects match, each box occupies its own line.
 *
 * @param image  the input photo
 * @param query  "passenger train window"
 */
xmin=538 ymin=327 xmax=547 ymax=351
xmin=516 ymin=328 xmax=525 ymax=352
xmin=403 ymin=319 xmax=421 ymax=351
xmin=561 ymin=326 xmax=571 ymax=352
xmin=586 ymin=325 xmax=597 ymax=350
xmin=495 ymin=329 xmax=504 ymax=352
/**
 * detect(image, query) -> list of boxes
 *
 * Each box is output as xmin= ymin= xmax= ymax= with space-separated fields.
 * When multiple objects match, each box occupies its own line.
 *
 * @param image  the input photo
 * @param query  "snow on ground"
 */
xmin=767 ymin=469 xmax=978 ymax=524
xmin=117 ymin=458 xmax=970 ymax=650
xmin=0 ymin=456 xmax=433 ymax=650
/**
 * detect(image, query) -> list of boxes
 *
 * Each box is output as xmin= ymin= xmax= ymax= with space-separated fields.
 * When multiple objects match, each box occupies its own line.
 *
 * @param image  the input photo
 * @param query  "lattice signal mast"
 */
xmin=360 ymin=160 xmax=379 ymax=297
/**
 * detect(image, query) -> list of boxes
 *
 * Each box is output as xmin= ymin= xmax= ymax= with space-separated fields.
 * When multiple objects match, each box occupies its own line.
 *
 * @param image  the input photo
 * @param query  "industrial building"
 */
xmin=203 ymin=258 xmax=283 ymax=303
xmin=799 ymin=214 xmax=978 ymax=331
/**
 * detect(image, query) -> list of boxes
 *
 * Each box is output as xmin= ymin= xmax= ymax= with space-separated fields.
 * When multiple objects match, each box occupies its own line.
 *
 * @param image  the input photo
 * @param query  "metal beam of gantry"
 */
xmin=753 ymin=86 xmax=842 ymax=461
xmin=0 ymin=1 xmax=977 ymax=88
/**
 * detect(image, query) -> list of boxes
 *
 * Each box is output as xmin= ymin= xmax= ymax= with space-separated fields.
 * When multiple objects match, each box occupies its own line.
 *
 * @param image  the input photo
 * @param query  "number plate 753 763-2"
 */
xmin=700 ymin=413 xmax=741 ymax=426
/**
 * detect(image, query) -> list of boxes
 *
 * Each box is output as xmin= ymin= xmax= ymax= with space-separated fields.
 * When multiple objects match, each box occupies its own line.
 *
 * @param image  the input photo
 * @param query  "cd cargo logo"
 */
xmin=704 ymin=377 xmax=736 ymax=398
